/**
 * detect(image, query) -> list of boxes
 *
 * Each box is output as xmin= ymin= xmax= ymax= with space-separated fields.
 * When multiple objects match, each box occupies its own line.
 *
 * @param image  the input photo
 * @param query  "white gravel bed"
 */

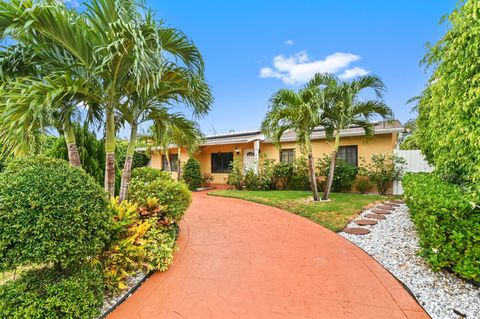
xmin=340 ymin=203 xmax=480 ymax=319
xmin=99 ymin=271 xmax=147 ymax=317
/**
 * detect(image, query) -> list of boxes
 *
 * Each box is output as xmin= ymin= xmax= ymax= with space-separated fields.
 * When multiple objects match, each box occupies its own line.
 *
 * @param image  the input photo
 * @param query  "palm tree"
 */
xmin=319 ymin=74 xmax=393 ymax=200
xmin=117 ymin=66 xmax=211 ymax=202
xmin=0 ymin=0 xmax=208 ymax=197
xmin=170 ymin=121 xmax=204 ymax=181
xmin=261 ymin=76 xmax=325 ymax=201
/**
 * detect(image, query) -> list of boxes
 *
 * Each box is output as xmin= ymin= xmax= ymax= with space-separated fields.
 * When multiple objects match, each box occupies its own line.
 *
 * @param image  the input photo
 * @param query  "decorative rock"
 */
xmin=371 ymin=209 xmax=391 ymax=215
xmin=376 ymin=205 xmax=395 ymax=211
xmin=389 ymin=200 xmax=404 ymax=204
xmin=365 ymin=213 xmax=386 ymax=220
xmin=355 ymin=219 xmax=378 ymax=226
xmin=342 ymin=227 xmax=370 ymax=235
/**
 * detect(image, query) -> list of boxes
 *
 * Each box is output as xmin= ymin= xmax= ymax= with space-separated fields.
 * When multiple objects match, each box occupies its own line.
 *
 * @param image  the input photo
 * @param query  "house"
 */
xmin=143 ymin=120 xmax=404 ymax=185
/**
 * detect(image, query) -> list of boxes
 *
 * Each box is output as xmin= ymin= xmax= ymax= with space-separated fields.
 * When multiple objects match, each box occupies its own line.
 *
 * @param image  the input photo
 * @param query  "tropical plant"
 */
xmin=317 ymin=74 xmax=393 ymax=200
xmin=272 ymin=162 xmax=293 ymax=190
xmin=360 ymin=153 xmax=405 ymax=195
xmin=261 ymin=75 xmax=326 ymax=200
xmin=182 ymin=158 xmax=203 ymax=191
xmin=226 ymin=156 xmax=243 ymax=190
xmin=286 ymin=156 xmax=311 ymax=190
xmin=0 ymin=0 xmax=210 ymax=198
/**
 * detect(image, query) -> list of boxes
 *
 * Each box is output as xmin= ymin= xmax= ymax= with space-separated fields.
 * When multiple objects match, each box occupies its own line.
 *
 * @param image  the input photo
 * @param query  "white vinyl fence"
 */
xmin=393 ymin=150 xmax=434 ymax=195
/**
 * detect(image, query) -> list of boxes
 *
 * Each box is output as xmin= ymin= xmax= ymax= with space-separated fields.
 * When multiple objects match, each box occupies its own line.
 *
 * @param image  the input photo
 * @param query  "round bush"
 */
xmin=0 ymin=156 xmax=112 ymax=270
xmin=129 ymin=178 xmax=191 ymax=222
xmin=131 ymin=166 xmax=173 ymax=184
xmin=182 ymin=158 xmax=202 ymax=190
xmin=0 ymin=264 xmax=104 ymax=319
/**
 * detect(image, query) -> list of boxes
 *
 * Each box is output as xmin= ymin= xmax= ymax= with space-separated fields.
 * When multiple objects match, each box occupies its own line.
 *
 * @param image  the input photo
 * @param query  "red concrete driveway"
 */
xmin=108 ymin=191 xmax=428 ymax=319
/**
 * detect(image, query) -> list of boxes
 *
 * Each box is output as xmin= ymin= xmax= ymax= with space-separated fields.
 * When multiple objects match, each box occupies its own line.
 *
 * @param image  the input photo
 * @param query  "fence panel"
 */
xmin=393 ymin=150 xmax=433 ymax=195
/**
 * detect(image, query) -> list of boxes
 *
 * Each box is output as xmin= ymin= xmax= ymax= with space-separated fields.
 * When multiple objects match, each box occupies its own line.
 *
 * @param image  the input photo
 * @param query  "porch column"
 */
xmin=254 ymin=139 xmax=260 ymax=174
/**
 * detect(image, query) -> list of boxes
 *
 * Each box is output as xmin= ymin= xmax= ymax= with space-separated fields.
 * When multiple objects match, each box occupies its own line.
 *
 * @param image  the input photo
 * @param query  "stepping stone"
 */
xmin=382 ymin=202 xmax=400 ymax=208
xmin=355 ymin=219 xmax=377 ymax=226
xmin=365 ymin=213 xmax=386 ymax=220
xmin=377 ymin=205 xmax=395 ymax=211
xmin=343 ymin=227 xmax=370 ymax=235
xmin=390 ymin=200 xmax=404 ymax=204
xmin=371 ymin=209 xmax=391 ymax=215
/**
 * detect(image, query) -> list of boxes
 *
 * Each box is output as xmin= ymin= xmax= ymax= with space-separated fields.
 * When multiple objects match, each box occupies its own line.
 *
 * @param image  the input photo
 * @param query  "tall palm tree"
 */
xmin=319 ymin=74 xmax=393 ymax=200
xmin=0 ymin=0 xmax=208 ymax=197
xmin=117 ymin=66 xmax=211 ymax=202
xmin=261 ymin=76 xmax=325 ymax=201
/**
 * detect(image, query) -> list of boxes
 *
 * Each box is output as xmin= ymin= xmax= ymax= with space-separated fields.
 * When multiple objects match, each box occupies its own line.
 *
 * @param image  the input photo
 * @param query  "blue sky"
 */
xmin=145 ymin=0 xmax=456 ymax=135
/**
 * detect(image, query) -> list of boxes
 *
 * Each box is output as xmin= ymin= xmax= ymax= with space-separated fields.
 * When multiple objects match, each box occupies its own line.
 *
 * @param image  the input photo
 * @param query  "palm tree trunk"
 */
xmin=177 ymin=147 xmax=182 ymax=181
xmin=104 ymin=107 xmax=116 ymax=197
xmin=322 ymin=133 xmax=340 ymax=201
xmin=118 ymin=122 xmax=138 ymax=203
xmin=306 ymin=139 xmax=319 ymax=201
xmin=164 ymin=149 xmax=171 ymax=172
xmin=64 ymin=125 xmax=81 ymax=168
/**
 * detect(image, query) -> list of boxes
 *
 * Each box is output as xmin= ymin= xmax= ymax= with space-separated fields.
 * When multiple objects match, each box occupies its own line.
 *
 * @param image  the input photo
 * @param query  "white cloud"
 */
xmin=259 ymin=51 xmax=369 ymax=85
xmin=339 ymin=67 xmax=369 ymax=80
xmin=284 ymin=39 xmax=294 ymax=45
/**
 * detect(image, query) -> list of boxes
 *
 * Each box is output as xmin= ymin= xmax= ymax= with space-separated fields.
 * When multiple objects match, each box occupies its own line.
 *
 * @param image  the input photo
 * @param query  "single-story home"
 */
xmin=141 ymin=120 xmax=404 ymax=185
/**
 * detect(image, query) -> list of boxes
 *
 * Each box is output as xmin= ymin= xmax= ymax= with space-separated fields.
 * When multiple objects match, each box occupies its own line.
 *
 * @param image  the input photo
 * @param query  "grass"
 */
xmin=208 ymin=190 xmax=395 ymax=232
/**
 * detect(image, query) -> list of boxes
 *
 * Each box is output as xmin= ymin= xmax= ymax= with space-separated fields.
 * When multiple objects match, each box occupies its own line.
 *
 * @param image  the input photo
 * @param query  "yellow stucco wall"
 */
xmin=149 ymin=133 xmax=398 ymax=185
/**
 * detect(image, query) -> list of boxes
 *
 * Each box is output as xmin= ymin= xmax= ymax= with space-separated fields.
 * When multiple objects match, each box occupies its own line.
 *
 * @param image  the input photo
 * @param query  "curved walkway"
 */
xmin=108 ymin=191 xmax=429 ymax=319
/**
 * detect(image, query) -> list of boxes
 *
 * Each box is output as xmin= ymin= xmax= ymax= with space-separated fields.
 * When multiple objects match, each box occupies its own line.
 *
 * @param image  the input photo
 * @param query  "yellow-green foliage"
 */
xmin=415 ymin=0 xmax=480 ymax=194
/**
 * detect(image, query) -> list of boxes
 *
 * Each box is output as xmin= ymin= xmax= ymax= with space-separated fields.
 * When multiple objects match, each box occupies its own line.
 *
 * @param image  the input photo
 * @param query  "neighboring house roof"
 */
xmin=136 ymin=120 xmax=404 ymax=151
xmin=202 ymin=120 xmax=403 ymax=146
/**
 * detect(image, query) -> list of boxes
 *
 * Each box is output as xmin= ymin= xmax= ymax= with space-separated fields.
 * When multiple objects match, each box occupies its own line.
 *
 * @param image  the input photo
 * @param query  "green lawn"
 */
xmin=209 ymin=190 xmax=394 ymax=232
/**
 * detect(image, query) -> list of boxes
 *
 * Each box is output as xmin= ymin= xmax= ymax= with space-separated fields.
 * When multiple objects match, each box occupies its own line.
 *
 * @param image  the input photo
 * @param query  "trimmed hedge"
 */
xmin=182 ymin=158 xmax=202 ymax=191
xmin=131 ymin=167 xmax=173 ymax=184
xmin=0 ymin=264 xmax=104 ymax=319
xmin=403 ymin=173 xmax=480 ymax=282
xmin=0 ymin=156 xmax=112 ymax=270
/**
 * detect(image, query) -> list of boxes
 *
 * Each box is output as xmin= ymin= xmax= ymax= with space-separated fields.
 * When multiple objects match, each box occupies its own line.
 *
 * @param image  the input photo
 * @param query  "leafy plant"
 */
xmin=226 ymin=156 xmax=243 ymax=190
xmin=360 ymin=153 xmax=405 ymax=195
xmin=144 ymin=227 xmax=176 ymax=272
xmin=131 ymin=167 xmax=173 ymax=184
xmin=413 ymin=0 xmax=480 ymax=195
xmin=355 ymin=178 xmax=373 ymax=194
xmin=0 ymin=264 xmax=104 ymax=319
xmin=101 ymin=199 xmax=151 ymax=294
xmin=317 ymin=156 xmax=357 ymax=192
xmin=129 ymin=177 xmax=191 ymax=223
xmin=286 ymin=156 xmax=311 ymax=190
xmin=403 ymin=173 xmax=480 ymax=282
xmin=272 ymin=162 xmax=293 ymax=190
xmin=0 ymin=156 xmax=112 ymax=270
xmin=116 ymin=141 xmax=150 ymax=171
xmin=182 ymin=158 xmax=203 ymax=190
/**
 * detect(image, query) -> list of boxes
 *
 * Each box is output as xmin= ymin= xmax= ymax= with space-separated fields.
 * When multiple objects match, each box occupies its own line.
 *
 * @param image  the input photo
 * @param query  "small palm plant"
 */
xmin=261 ymin=76 xmax=325 ymax=201
xmin=319 ymin=74 xmax=393 ymax=200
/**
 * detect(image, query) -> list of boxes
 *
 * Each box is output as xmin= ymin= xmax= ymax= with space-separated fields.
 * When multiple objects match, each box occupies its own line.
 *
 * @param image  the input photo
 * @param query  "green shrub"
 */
xmin=44 ymin=125 xmax=105 ymax=185
xmin=360 ymin=153 xmax=405 ymax=195
xmin=226 ymin=156 xmax=243 ymax=190
xmin=403 ymin=173 xmax=480 ymax=282
xmin=272 ymin=162 xmax=293 ymax=190
xmin=182 ymin=158 xmax=203 ymax=190
xmin=131 ymin=166 xmax=172 ymax=184
xmin=0 ymin=156 xmax=112 ymax=270
xmin=287 ymin=157 xmax=310 ymax=190
xmin=355 ymin=178 xmax=373 ymax=194
xmin=0 ymin=264 xmax=104 ymax=319
xmin=129 ymin=178 xmax=191 ymax=222
xmin=317 ymin=156 xmax=358 ymax=192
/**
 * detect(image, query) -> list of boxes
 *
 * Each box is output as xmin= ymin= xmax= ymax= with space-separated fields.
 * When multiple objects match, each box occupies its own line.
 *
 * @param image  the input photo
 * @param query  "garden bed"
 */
xmin=340 ymin=203 xmax=480 ymax=319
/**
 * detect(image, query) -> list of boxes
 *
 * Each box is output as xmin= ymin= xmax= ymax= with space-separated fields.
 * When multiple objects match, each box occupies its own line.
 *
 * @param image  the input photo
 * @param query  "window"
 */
xmin=337 ymin=146 xmax=358 ymax=167
xmin=211 ymin=152 xmax=233 ymax=173
xmin=162 ymin=154 xmax=179 ymax=171
xmin=280 ymin=149 xmax=295 ymax=164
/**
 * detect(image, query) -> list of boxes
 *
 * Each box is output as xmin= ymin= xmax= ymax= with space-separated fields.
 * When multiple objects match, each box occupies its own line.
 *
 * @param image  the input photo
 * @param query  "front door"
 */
xmin=243 ymin=149 xmax=255 ymax=172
